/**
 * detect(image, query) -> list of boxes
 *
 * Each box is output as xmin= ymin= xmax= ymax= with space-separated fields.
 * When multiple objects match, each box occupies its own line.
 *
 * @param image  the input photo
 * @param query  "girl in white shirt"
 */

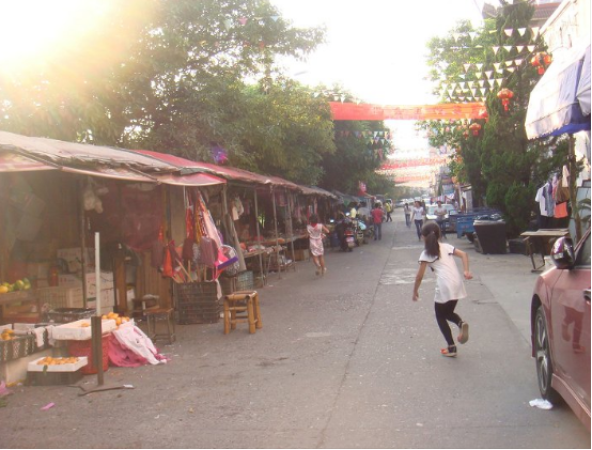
xmin=307 ymin=214 xmax=330 ymax=276
xmin=412 ymin=221 xmax=473 ymax=357
xmin=410 ymin=201 xmax=425 ymax=240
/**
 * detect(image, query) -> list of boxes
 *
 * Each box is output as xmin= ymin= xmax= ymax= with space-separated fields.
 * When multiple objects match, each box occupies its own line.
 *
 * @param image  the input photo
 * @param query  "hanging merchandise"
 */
xmin=151 ymin=228 xmax=166 ymax=269
xmin=162 ymin=246 xmax=173 ymax=278
xmin=83 ymin=178 xmax=104 ymax=213
xmin=182 ymin=237 xmax=194 ymax=262
xmin=185 ymin=190 xmax=195 ymax=239
xmin=198 ymin=236 xmax=218 ymax=267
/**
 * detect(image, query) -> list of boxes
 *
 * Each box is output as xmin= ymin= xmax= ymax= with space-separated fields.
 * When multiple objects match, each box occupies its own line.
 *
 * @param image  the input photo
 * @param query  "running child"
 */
xmin=412 ymin=221 xmax=473 ymax=357
xmin=307 ymin=214 xmax=330 ymax=276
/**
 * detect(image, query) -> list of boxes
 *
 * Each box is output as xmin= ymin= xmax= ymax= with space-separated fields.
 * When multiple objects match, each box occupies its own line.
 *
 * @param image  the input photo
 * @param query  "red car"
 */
xmin=530 ymin=228 xmax=591 ymax=430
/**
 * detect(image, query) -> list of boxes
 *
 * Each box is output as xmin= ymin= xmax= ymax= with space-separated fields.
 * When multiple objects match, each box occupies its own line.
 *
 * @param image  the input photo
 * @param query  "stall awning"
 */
xmin=128 ymin=150 xmax=226 ymax=186
xmin=577 ymin=46 xmax=591 ymax=116
xmin=0 ymin=131 xmax=177 ymax=175
xmin=299 ymin=185 xmax=339 ymax=199
xmin=0 ymin=151 xmax=55 ymax=172
xmin=135 ymin=149 xmax=300 ymax=190
xmin=525 ymin=44 xmax=591 ymax=139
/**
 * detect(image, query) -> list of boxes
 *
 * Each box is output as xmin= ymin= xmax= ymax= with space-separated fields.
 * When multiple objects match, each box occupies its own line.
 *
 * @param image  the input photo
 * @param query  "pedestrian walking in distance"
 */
xmin=404 ymin=202 xmax=411 ymax=227
xmin=385 ymin=200 xmax=393 ymax=222
xmin=307 ymin=214 xmax=330 ymax=276
xmin=412 ymin=221 xmax=473 ymax=357
xmin=410 ymin=200 xmax=425 ymax=240
xmin=371 ymin=202 xmax=384 ymax=240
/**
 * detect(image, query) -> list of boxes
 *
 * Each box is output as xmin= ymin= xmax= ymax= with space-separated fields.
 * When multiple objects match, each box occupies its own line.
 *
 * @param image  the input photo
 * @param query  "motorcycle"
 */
xmin=352 ymin=218 xmax=367 ymax=245
xmin=344 ymin=226 xmax=355 ymax=251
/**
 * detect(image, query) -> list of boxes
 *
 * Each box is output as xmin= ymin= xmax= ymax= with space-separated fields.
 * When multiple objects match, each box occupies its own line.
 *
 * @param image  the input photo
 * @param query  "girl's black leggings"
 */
xmin=434 ymin=300 xmax=462 ymax=346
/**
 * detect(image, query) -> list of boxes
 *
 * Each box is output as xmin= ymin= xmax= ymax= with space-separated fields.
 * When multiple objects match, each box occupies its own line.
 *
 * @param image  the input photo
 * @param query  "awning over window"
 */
xmin=577 ymin=46 xmax=591 ymax=116
xmin=525 ymin=44 xmax=591 ymax=139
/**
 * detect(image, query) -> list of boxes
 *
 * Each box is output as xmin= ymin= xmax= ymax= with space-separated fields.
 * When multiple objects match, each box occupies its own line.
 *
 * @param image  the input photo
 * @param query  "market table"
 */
xmin=520 ymin=228 xmax=569 ymax=272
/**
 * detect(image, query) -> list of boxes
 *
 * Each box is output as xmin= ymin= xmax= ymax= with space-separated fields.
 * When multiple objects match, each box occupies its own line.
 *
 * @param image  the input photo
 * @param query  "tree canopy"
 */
xmin=0 ymin=0 xmax=340 ymax=185
xmin=420 ymin=3 xmax=569 ymax=236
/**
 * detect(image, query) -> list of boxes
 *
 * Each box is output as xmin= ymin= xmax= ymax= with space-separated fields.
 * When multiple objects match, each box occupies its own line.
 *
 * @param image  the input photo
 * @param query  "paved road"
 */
xmin=1 ymin=214 xmax=590 ymax=448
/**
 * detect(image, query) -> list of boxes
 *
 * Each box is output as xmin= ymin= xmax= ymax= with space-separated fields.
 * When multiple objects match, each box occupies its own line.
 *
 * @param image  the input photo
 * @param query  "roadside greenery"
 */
xmin=421 ymin=3 xmax=572 ymax=236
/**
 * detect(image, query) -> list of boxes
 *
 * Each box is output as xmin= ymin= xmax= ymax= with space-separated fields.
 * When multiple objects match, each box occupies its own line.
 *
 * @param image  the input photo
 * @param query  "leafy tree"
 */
xmin=234 ymin=78 xmax=336 ymax=185
xmin=321 ymin=111 xmax=393 ymax=196
xmin=0 ymin=0 xmax=326 ymax=169
xmin=421 ymin=5 xmax=569 ymax=236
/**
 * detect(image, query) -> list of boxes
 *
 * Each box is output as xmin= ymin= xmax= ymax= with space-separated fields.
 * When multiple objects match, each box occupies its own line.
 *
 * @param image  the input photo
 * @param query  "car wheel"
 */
xmin=534 ymin=307 xmax=562 ymax=404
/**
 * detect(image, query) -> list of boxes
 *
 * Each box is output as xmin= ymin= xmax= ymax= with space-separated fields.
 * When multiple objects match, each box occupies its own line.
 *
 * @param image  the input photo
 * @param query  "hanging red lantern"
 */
xmin=469 ymin=123 xmax=482 ymax=136
xmin=497 ymin=88 xmax=514 ymax=111
xmin=530 ymin=55 xmax=543 ymax=74
xmin=478 ymin=107 xmax=489 ymax=120
xmin=531 ymin=52 xmax=553 ymax=75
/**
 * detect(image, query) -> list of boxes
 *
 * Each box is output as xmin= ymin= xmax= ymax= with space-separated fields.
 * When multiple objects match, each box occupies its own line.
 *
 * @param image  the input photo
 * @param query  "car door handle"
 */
xmin=585 ymin=289 xmax=591 ymax=303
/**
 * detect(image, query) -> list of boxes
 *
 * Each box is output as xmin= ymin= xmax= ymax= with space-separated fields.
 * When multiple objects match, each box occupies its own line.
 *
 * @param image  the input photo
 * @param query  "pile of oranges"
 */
xmin=101 ymin=311 xmax=131 ymax=326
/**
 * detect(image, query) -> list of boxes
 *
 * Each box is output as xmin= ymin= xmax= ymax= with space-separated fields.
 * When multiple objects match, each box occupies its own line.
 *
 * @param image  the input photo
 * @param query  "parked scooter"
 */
xmin=343 ymin=226 xmax=356 ymax=251
xmin=352 ymin=218 xmax=367 ymax=245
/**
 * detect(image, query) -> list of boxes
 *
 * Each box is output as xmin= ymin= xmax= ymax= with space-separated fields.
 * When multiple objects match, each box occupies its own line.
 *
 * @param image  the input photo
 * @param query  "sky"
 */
xmin=270 ymin=0 xmax=487 ymax=106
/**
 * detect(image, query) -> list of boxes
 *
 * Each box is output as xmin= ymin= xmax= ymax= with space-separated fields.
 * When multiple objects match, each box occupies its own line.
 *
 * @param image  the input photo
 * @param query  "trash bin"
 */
xmin=473 ymin=217 xmax=507 ymax=254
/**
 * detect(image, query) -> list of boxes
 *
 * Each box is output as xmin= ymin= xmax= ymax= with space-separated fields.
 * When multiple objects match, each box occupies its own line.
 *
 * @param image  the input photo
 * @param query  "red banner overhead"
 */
xmin=330 ymin=102 xmax=486 ymax=121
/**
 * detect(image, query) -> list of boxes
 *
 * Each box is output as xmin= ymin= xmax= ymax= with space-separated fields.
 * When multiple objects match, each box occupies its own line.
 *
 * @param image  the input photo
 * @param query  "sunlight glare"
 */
xmin=0 ymin=1 xmax=107 ymax=67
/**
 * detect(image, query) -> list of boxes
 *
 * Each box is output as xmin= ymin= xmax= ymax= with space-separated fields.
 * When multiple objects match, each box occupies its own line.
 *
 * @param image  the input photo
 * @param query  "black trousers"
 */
xmin=434 ymin=300 xmax=462 ymax=346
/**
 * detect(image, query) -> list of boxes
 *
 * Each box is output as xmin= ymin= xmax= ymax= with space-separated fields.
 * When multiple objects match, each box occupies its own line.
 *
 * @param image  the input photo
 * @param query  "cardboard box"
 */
xmin=64 ymin=286 xmax=115 ymax=309
xmin=28 ymin=356 xmax=88 ymax=372
xmin=51 ymin=319 xmax=116 ymax=341
xmin=56 ymin=248 xmax=95 ymax=274
xmin=58 ymin=271 xmax=114 ymax=298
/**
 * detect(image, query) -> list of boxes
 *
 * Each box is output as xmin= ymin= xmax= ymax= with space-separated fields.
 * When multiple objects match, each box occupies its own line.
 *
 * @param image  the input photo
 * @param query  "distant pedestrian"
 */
xmin=412 ymin=221 xmax=473 ymax=357
xmin=307 ymin=214 xmax=330 ymax=276
xmin=434 ymin=201 xmax=448 ymax=240
xmin=403 ymin=202 xmax=411 ymax=227
xmin=349 ymin=202 xmax=358 ymax=219
xmin=410 ymin=200 xmax=425 ymax=240
xmin=385 ymin=201 xmax=393 ymax=222
xmin=371 ymin=202 xmax=384 ymax=240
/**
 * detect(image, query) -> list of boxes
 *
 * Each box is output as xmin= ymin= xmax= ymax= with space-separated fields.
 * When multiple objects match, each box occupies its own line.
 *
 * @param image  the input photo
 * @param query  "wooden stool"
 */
xmin=223 ymin=290 xmax=262 ymax=334
xmin=131 ymin=295 xmax=159 ymax=320
xmin=145 ymin=308 xmax=176 ymax=344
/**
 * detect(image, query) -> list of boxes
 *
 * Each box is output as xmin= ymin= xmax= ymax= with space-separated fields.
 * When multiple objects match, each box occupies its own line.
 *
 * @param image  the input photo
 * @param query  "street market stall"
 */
xmin=0 ymin=131 xmax=226 ymax=383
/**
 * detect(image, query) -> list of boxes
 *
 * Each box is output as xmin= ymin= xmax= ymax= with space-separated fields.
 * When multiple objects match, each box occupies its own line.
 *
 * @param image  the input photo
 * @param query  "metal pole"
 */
xmin=253 ymin=189 xmax=264 ymax=285
xmin=79 ymin=178 xmax=88 ymax=308
xmin=287 ymin=191 xmax=296 ymax=270
xmin=568 ymin=136 xmax=582 ymax=242
xmin=271 ymin=187 xmax=281 ymax=279
xmin=92 ymin=232 xmax=104 ymax=386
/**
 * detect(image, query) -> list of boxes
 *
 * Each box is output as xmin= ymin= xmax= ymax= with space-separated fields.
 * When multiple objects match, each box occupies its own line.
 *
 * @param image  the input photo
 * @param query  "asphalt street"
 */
xmin=1 ymin=212 xmax=590 ymax=449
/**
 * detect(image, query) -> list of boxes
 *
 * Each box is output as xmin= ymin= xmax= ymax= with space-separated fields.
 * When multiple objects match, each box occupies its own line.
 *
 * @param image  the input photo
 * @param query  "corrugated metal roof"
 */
xmin=0 ymin=131 xmax=228 ymax=186
xmin=0 ymin=131 xmax=175 ymax=173
xmin=134 ymin=150 xmax=336 ymax=196
xmin=0 ymin=151 xmax=55 ymax=172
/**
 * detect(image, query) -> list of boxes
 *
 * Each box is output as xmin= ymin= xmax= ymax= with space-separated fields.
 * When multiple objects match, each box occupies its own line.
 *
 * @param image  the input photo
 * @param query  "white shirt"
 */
xmin=357 ymin=206 xmax=370 ymax=217
xmin=419 ymin=243 xmax=467 ymax=303
xmin=535 ymin=186 xmax=549 ymax=216
xmin=411 ymin=206 xmax=425 ymax=221
xmin=434 ymin=206 xmax=447 ymax=220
